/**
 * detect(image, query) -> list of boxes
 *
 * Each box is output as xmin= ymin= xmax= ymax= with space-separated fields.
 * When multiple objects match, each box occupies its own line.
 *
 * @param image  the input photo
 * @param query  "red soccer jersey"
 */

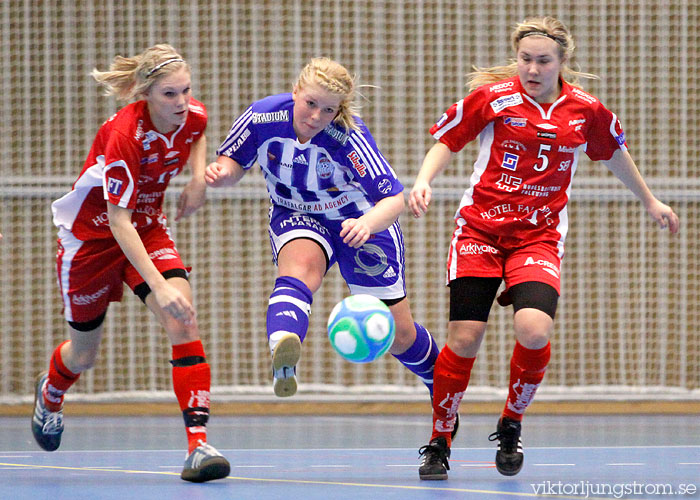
xmin=431 ymin=76 xmax=626 ymax=247
xmin=52 ymin=98 xmax=207 ymax=241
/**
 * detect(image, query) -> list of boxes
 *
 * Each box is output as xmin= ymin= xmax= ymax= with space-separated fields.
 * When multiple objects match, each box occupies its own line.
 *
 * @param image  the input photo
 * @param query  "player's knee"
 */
xmin=163 ymin=319 xmax=199 ymax=344
xmin=390 ymin=323 xmax=414 ymax=353
xmin=447 ymin=322 xmax=487 ymax=356
xmin=513 ymin=310 xmax=552 ymax=349
xmin=67 ymin=348 xmax=99 ymax=372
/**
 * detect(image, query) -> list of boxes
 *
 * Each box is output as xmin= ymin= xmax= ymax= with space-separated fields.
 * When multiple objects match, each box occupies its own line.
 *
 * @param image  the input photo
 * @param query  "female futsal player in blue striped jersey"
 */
xmin=205 ymin=57 xmax=440 ymax=401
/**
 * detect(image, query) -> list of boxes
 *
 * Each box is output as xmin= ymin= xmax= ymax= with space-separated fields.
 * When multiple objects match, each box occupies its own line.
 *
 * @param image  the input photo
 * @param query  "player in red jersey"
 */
xmin=31 ymin=44 xmax=230 ymax=483
xmin=410 ymin=17 xmax=679 ymax=480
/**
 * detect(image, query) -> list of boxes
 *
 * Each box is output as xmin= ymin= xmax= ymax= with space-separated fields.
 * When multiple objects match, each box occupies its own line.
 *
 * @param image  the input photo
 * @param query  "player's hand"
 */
xmin=152 ymin=282 xmax=196 ymax=325
xmin=646 ymin=199 xmax=680 ymax=234
xmin=175 ymin=179 xmax=206 ymax=220
xmin=340 ymin=218 xmax=371 ymax=248
xmin=204 ymin=161 xmax=233 ymax=188
xmin=408 ymin=180 xmax=432 ymax=218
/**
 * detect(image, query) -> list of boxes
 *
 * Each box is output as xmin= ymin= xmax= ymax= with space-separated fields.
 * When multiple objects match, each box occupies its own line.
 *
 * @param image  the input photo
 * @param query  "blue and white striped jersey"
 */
xmin=216 ymin=93 xmax=403 ymax=221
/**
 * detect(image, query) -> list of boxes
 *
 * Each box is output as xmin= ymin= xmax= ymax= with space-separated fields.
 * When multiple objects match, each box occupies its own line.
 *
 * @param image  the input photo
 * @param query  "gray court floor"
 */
xmin=1 ymin=414 xmax=698 ymax=499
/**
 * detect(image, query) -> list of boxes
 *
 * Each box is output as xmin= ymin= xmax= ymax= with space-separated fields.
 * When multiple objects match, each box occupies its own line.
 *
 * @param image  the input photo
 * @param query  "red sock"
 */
xmin=44 ymin=341 xmax=80 ymax=412
xmin=502 ymin=341 xmax=551 ymax=422
xmin=171 ymin=340 xmax=211 ymax=454
xmin=431 ymin=345 xmax=476 ymax=447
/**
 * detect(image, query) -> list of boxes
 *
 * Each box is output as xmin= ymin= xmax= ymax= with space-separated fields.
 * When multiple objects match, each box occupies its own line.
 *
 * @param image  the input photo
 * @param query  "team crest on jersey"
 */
xmin=504 ymin=116 xmax=527 ymax=127
xmin=107 ymin=177 xmax=124 ymax=196
xmin=615 ymin=123 xmax=626 ymax=146
xmin=501 ymin=152 xmax=519 ymax=171
xmin=377 ymin=177 xmax=392 ymax=194
xmin=316 ymin=157 xmax=334 ymax=179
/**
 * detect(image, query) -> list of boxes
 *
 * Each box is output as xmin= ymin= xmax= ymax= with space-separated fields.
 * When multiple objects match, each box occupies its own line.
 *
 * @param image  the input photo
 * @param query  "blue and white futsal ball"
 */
xmin=327 ymin=294 xmax=395 ymax=363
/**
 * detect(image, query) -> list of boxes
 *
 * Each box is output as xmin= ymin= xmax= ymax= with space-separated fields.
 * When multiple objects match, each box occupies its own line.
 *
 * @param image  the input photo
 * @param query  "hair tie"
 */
xmin=146 ymin=58 xmax=185 ymax=77
xmin=519 ymin=31 xmax=564 ymax=46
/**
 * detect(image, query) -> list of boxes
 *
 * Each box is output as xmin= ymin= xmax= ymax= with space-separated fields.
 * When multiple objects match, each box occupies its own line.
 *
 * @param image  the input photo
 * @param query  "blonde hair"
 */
xmin=294 ymin=57 xmax=361 ymax=132
xmin=91 ymin=44 xmax=189 ymax=102
xmin=467 ymin=16 xmax=598 ymax=91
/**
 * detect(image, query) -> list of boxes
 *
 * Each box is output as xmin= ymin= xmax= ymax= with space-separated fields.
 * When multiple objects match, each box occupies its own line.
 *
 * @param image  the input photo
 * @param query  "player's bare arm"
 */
xmin=204 ymin=155 xmax=246 ymax=188
xmin=603 ymin=149 xmax=680 ymax=234
xmin=176 ymin=134 xmax=207 ymax=220
xmin=410 ymin=142 xmax=454 ymax=218
xmin=340 ymin=191 xmax=405 ymax=248
xmin=107 ymin=203 xmax=195 ymax=324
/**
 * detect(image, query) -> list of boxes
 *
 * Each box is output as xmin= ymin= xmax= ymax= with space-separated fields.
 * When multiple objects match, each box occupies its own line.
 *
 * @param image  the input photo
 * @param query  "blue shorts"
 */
xmin=268 ymin=205 xmax=407 ymax=300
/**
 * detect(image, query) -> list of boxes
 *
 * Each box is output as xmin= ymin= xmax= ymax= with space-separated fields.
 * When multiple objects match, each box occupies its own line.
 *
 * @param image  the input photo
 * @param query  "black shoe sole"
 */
xmin=181 ymin=457 xmax=231 ymax=482
xmin=495 ymin=461 xmax=523 ymax=476
xmin=419 ymin=472 xmax=448 ymax=480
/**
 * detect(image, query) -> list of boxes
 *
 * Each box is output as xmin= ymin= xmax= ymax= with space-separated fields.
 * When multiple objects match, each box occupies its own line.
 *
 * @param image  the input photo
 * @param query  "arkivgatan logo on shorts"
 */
xmin=72 ymin=284 xmax=110 ymax=305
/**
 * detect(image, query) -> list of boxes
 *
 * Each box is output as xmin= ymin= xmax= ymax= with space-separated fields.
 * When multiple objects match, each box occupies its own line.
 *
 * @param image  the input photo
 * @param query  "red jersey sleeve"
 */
xmin=103 ymin=129 xmax=142 ymax=209
xmin=188 ymin=98 xmax=208 ymax=135
xmin=429 ymin=87 xmax=494 ymax=152
xmin=583 ymin=100 xmax=627 ymax=161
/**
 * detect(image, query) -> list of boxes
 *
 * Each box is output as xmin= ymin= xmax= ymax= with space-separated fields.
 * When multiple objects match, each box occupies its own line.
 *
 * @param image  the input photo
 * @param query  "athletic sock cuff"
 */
xmin=441 ymin=344 xmax=476 ymax=374
xmin=52 ymin=340 xmax=79 ymax=380
xmin=274 ymin=276 xmax=313 ymax=304
xmin=512 ymin=341 xmax=551 ymax=372
xmin=172 ymin=340 xmax=206 ymax=361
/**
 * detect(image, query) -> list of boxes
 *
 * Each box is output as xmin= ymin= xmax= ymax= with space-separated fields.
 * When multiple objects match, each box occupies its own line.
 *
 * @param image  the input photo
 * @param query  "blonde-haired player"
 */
xmin=33 ymin=44 xmax=230 ymax=482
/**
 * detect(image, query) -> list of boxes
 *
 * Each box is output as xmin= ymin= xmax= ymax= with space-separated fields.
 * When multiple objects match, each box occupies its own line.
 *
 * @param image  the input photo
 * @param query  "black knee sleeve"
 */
xmin=133 ymin=268 xmax=189 ymax=303
xmin=509 ymin=281 xmax=559 ymax=319
xmin=449 ymin=277 xmax=502 ymax=322
xmin=68 ymin=311 xmax=107 ymax=332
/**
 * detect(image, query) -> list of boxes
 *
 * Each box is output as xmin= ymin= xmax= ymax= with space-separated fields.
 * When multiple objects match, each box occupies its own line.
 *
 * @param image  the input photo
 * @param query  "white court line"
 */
xmin=678 ymin=462 xmax=700 ymax=465
xmin=532 ymin=463 xmax=576 ymax=466
xmin=0 ymin=456 xmax=32 ymax=458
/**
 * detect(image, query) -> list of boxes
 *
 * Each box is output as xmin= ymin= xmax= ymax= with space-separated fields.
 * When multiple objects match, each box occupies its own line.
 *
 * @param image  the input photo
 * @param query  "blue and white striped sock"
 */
xmin=392 ymin=322 xmax=439 ymax=395
xmin=266 ymin=276 xmax=313 ymax=354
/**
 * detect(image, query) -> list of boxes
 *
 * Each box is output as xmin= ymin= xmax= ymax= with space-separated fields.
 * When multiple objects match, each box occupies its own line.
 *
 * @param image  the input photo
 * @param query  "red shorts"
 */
xmin=446 ymin=220 xmax=563 ymax=294
xmin=56 ymin=225 xmax=186 ymax=323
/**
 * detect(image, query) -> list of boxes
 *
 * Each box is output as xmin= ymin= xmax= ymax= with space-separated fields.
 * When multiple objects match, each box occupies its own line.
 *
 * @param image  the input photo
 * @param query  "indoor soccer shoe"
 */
xmin=31 ymin=372 xmax=64 ymax=452
xmin=271 ymin=332 xmax=301 ymax=397
xmin=181 ymin=441 xmax=231 ymax=482
xmin=418 ymin=436 xmax=451 ymax=480
xmin=488 ymin=417 xmax=524 ymax=476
